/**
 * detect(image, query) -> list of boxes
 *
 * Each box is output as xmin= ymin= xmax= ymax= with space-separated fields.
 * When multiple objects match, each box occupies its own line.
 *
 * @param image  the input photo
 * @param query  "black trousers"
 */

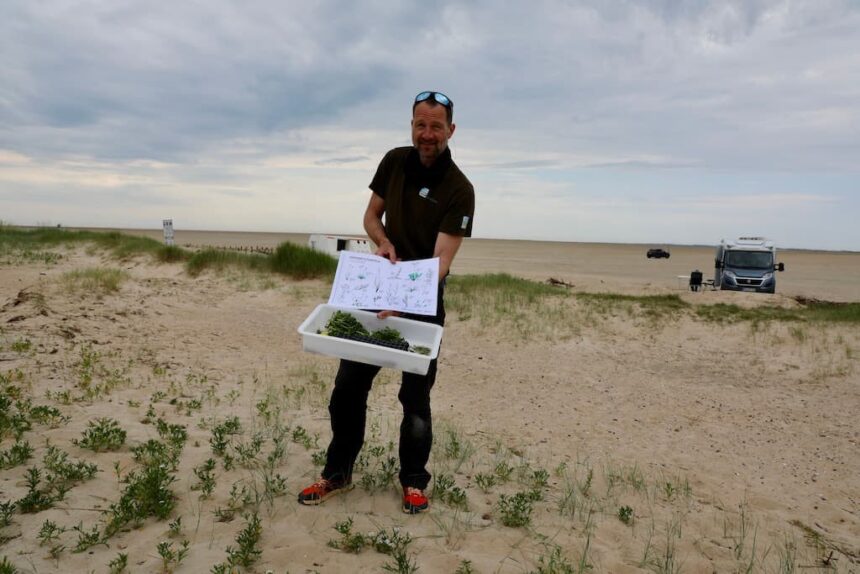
xmin=321 ymin=291 xmax=445 ymax=490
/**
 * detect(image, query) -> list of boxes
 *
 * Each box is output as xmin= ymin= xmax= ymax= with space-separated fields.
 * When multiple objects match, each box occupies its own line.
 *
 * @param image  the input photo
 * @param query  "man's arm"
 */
xmin=363 ymin=193 xmax=397 ymax=263
xmin=434 ymin=231 xmax=465 ymax=280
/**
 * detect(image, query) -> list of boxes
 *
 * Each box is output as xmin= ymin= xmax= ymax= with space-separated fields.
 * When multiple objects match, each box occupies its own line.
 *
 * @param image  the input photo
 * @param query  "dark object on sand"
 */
xmin=546 ymin=277 xmax=574 ymax=288
xmin=689 ymin=270 xmax=703 ymax=291
xmin=343 ymin=333 xmax=410 ymax=351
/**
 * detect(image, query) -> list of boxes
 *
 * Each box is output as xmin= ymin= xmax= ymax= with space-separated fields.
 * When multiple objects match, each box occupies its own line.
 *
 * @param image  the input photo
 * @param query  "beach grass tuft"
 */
xmin=575 ymin=292 xmax=689 ymax=318
xmin=448 ymin=272 xmax=566 ymax=301
xmin=61 ymin=268 xmax=129 ymax=294
xmin=270 ymin=241 xmax=338 ymax=279
xmin=695 ymin=301 xmax=860 ymax=324
xmin=181 ymin=242 xmax=337 ymax=281
xmin=0 ymin=225 xmax=181 ymax=261
xmin=446 ymin=273 xmax=574 ymax=337
xmin=446 ymin=275 xmax=697 ymax=337
xmin=186 ymin=248 xmax=270 ymax=276
xmin=184 ymin=240 xmax=336 ymax=280
xmin=447 ymin=271 xmax=860 ymax=327
xmin=795 ymin=299 xmax=860 ymax=322
xmin=155 ymin=244 xmax=187 ymax=263
xmin=1 ymin=225 xmax=336 ymax=280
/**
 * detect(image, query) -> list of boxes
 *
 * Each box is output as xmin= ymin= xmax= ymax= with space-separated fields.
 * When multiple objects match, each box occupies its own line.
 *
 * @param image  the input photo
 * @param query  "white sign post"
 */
xmin=162 ymin=219 xmax=174 ymax=246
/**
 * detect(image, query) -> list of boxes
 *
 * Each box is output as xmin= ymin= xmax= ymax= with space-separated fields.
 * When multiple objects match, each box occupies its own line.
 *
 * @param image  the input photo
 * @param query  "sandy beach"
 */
xmin=72 ymin=227 xmax=860 ymax=302
xmin=1 ymin=230 xmax=858 ymax=573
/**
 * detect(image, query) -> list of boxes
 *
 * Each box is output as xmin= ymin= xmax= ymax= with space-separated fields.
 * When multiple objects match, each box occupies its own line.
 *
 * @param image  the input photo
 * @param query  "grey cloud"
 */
xmin=315 ymin=156 xmax=369 ymax=166
xmin=446 ymin=0 xmax=859 ymax=171
xmin=2 ymin=0 xmax=859 ymax=250
xmin=472 ymin=159 xmax=560 ymax=170
xmin=6 ymin=0 xmax=855 ymax=171
xmin=583 ymin=160 xmax=698 ymax=170
xmin=2 ymin=2 xmax=406 ymax=160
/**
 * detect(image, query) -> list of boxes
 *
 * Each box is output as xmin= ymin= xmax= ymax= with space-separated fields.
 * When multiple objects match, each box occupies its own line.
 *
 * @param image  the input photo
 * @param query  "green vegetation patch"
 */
xmin=695 ymin=300 xmax=860 ymax=324
xmin=61 ymin=268 xmax=129 ymax=294
xmin=447 ymin=273 xmax=566 ymax=307
xmin=320 ymin=312 xmax=414 ymax=352
xmin=184 ymin=242 xmax=336 ymax=280
xmin=321 ymin=311 xmax=369 ymax=338
xmin=371 ymin=326 xmax=407 ymax=347
xmin=795 ymin=299 xmax=860 ymax=323
xmin=446 ymin=273 xmax=572 ymax=335
xmin=446 ymin=274 xmax=693 ymax=338
xmin=0 ymin=245 xmax=62 ymax=265
xmin=449 ymin=272 xmax=859 ymax=328
xmin=0 ymin=225 xmax=183 ymax=262
xmin=73 ymin=418 xmax=127 ymax=452
xmin=0 ymin=225 xmax=335 ymax=280
xmin=270 ymin=241 xmax=338 ymax=280
xmin=575 ymin=292 xmax=689 ymax=318
xmin=186 ymin=249 xmax=270 ymax=276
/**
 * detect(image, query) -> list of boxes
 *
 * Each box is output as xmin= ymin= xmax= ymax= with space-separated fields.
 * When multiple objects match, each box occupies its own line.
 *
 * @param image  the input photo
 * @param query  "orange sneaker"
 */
xmin=402 ymin=486 xmax=429 ymax=514
xmin=297 ymin=478 xmax=353 ymax=505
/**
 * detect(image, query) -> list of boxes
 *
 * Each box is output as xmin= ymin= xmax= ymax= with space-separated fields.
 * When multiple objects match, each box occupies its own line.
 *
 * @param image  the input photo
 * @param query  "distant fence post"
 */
xmin=162 ymin=219 xmax=174 ymax=246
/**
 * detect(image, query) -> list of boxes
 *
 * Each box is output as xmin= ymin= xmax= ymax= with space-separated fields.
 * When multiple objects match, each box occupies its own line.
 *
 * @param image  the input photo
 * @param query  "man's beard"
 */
xmin=417 ymin=142 xmax=442 ymax=165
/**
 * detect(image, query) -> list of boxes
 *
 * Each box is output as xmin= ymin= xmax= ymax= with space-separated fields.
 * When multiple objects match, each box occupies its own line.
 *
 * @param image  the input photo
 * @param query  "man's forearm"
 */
xmin=363 ymin=211 xmax=389 ymax=248
xmin=433 ymin=232 xmax=464 ymax=281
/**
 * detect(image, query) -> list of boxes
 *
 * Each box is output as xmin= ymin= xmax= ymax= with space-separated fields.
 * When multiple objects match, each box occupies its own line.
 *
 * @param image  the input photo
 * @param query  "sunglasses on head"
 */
xmin=414 ymin=91 xmax=453 ymax=109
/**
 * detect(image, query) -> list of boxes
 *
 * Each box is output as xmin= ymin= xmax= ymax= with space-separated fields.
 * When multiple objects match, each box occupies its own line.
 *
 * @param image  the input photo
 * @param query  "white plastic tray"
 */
xmin=297 ymin=304 xmax=443 ymax=375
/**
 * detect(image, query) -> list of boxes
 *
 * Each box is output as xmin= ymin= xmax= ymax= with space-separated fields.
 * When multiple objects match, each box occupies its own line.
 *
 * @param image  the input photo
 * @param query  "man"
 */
xmin=298 ymin=91 xmax=475 ymax=514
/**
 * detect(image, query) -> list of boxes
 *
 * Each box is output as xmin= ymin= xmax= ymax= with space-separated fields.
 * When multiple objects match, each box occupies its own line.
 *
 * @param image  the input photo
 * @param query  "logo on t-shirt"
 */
xmin=418 ymin=187 xmax=430 ymax=199
xmin=461 ymin=216 xmax=470 ymax=229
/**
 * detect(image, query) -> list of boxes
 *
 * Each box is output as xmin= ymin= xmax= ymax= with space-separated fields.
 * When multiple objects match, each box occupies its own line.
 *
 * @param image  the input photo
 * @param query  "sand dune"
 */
xmin=78 ymin=227 xmax=860 ymax=301
xmin=1 ymin=233 xmax=857 ymax=572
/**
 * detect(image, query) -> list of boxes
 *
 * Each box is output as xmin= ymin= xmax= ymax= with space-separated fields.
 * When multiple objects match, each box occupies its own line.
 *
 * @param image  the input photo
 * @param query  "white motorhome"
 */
xmin=308 ymin=234 xmax=373 ymax=259
xmin=714 ymin=237 xmax=785 ymax=294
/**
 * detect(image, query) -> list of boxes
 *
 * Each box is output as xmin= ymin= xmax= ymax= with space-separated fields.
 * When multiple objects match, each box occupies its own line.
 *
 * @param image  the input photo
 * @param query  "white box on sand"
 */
xmin=297 ymin=304 xmax=443 ymax=375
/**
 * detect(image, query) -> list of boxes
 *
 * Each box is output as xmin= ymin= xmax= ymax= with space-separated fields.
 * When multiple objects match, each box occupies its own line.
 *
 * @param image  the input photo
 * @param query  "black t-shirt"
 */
xmin=369 ymin=146 xmax=475 ymax=261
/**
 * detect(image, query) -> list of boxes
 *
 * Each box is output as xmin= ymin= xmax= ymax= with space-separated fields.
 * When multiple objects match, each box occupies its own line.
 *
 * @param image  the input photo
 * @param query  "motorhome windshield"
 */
xmin=725 ymin=250 xmax=773 ymax=269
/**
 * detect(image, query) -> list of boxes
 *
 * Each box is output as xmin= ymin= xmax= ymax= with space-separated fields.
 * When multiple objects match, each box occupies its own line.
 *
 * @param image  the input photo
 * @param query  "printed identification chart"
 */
xmin=328 ymin=252 xmax=439 ymax=315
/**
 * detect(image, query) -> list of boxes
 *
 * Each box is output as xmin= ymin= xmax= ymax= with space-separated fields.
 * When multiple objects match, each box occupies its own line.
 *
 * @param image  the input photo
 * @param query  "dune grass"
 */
xmin=0 ymin=225 xmax=336 ymax=281
xmin=447 ymin=274 xmax=688 ymax=318
xmin=801 ymin=300 xmax=860 ymax=322
xmin=269 ymin=241 xmax=338 ymax=279
xmin=447 ymin=272 xmax=860 ymax=329
xmin=3 ymin=225 xmax=857 ymax=323
xmin=184 ymin=242 xmax=337 ymax=280
xmin=446 ymin=273 xmax=567 ymax=312
xmin=185 ymin=249 xmax=271 ymax=276
xmin=446 ymin=275 xmax=690 ymax=337
xmin=0 ymin=224 xmax=184 ymax=262
xmin=574 ymin=292 xmax=689 ymax=318
xmin=695 ymin=301 xmax=860 ymax=324
xmin=61 ymin=268 xmax=129 ymax=295
xmin=446 ymin=273 xmax=576 ymax=338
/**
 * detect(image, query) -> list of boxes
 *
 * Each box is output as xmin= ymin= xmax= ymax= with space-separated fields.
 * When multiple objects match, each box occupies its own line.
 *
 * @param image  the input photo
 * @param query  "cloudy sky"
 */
xmin=2 ymin=1 xmax=858 ymax=250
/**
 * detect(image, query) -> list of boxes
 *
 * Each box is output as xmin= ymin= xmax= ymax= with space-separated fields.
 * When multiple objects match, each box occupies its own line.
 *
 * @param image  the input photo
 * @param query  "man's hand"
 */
xmin=375 ymin=239 xmax=398 ymax=264
xmin=364 ymin=193 xmax=399 ymax=263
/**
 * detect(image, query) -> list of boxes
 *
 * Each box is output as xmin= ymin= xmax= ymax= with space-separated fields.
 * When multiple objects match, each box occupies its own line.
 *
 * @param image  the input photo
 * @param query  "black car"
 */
xmin=646 ymin=248 xmax=670 ymax=259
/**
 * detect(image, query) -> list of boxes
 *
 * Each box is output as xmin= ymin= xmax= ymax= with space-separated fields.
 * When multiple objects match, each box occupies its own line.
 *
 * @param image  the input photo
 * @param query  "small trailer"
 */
xmin=308 ymin=234 xmax=373 ymax=259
